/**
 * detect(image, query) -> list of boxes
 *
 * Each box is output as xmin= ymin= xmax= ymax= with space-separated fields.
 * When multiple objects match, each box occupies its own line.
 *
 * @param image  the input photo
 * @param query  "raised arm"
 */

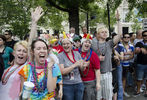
xmin=113 ymin=10 xmax=122 ymax=45
xmin=28 ymin=6 xmax=44 ymax=62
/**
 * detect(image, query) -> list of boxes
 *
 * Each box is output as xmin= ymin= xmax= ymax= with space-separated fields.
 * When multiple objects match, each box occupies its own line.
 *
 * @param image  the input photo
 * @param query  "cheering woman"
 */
xmin=19 ymin=7 xmax=61 ymax=100
xmin=0 ymin=41 xmax=28 ymax=100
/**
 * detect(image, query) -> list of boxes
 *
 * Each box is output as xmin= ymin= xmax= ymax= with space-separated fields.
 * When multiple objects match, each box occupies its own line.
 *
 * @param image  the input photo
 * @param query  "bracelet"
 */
xmin=48 ymin=90 xmax=56 ymax=99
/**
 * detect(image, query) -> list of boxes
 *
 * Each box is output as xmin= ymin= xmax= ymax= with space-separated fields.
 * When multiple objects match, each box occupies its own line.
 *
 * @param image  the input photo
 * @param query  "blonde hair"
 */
xmin=14 ymin=41 xmax=28 ymax=51
xmin=96 ymin=27 xmax=108 ymax=34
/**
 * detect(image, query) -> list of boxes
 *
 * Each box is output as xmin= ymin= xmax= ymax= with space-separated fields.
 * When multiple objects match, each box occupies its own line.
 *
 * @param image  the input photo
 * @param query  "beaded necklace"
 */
xmin=31 ymin=60 xmax=47 ymax=92
xmin=78 ymin=48 xmax=92 ymax=77
xmin=64 ymin=50 xmax=76 ymax=63
xmin=2 ymin=65 xmax=20 ymax=85
xmin=78 ymin=48 xmax=92 ymax=61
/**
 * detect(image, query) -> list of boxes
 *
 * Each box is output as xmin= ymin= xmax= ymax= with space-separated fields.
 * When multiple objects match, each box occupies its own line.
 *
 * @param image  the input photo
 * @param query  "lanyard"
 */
xmin=64 ymin=50 xmax=76 ymax=63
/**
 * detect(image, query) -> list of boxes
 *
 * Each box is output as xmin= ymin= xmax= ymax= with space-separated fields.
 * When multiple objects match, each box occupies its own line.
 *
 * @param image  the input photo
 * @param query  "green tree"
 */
xmin=46 ymin=0 xmax=95 ymax=34
xmin=0 ymin=0 xmax=67 ymax=38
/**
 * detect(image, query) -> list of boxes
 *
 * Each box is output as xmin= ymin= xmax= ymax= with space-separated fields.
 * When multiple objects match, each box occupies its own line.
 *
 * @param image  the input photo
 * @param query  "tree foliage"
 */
xmin=0 ymin=0 xmax=67 ymax=38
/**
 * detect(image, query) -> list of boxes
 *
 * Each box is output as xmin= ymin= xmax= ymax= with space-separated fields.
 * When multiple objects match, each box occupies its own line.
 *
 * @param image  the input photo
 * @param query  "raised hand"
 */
xmin=31 ymin=6 xmax=44 ymax=23
xmin=116 ymin=10 xmax=120 ymax=21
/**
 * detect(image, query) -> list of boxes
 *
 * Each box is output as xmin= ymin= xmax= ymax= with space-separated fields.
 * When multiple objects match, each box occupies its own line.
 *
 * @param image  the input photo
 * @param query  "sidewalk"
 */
xmin=124 ymin=86 xmax=146 ymax=100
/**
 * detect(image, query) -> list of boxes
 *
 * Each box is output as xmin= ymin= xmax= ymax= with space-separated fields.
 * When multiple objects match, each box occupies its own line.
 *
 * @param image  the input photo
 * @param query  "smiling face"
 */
xmin=82 ymin=40 xmax=91 ymax=52
xmin=14 ymin=44 xmax=28 ymax=65
xmin=97 ymin=27 xmax=108 ymax=40
xmin=62 ymin=39 xmax=72 ymax=53
xmin=32 ymin=40 xmax=48 ymax=66
xmin=123 ymin=34 xmax=130 ymax=43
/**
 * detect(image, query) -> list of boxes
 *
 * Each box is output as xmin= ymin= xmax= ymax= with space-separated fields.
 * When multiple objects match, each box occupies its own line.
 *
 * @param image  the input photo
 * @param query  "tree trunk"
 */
xmin=68 ymin=8 xmax=79 ymax=35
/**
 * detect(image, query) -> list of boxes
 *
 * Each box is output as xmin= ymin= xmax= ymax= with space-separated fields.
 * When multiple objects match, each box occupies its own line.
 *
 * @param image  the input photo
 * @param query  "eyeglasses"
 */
xmin=123 ymin=36 xmax=130 ymax=38
xmin=143 ymin=34 xmax=147 ymax=37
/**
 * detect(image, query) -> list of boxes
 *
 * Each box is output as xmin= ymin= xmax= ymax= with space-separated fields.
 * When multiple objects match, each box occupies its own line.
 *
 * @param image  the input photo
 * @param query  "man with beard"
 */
xmin=75 ymin=34 xmax=100 ymax=100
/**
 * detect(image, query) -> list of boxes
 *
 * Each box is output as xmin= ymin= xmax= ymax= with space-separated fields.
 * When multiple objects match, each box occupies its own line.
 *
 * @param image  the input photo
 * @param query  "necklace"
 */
xmin=64 ymin=50 xmax=76 ymax=63
xmin=31 ymin=60 xmax=47 ymax=92
xmin=78 ymin=48 xmax=92 ymax=61
xmin=2 ymin=65 xmax=20 ymax=85
xmin=78 ymin=48 xmax=92 ymax=77
xmin=97 ymin=40 xmax=107 ymax=56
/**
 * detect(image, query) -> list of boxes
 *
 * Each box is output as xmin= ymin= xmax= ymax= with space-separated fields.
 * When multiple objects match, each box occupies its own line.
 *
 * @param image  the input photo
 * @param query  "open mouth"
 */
xmin=18 ymin=56 xmax=24 ymax=59
xmin=64 ymin=46 xmax=69 ymax=50
xmin=39 ymin=55 xmax=45 ymax=58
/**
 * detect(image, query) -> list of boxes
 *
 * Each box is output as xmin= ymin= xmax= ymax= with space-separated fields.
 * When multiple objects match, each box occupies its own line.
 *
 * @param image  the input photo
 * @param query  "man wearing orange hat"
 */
xmin=75 ymin=34 xmax=101 ymax=100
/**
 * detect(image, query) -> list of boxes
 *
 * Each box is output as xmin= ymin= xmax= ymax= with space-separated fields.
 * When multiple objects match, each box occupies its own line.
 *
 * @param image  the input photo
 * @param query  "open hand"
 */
xmin=31 ymin=6 xmax=44 ymax=23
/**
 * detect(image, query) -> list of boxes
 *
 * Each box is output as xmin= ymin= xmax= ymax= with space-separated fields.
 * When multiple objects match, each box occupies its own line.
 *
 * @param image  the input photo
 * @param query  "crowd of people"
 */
xmin=0 ymin=6 xmax=147 ymax=100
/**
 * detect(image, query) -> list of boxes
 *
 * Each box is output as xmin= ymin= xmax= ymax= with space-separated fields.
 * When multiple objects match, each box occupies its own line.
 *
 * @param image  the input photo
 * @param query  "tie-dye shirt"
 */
xmin=19 ymin=62 xmax=62 ymax=100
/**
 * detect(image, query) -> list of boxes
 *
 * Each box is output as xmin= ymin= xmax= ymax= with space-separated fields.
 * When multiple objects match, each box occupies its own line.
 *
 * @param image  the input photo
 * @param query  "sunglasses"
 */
xmin=123 ymin=36 xmax=130 ymax=38
xmin=143 ymin=34 xmax=147 ymax=37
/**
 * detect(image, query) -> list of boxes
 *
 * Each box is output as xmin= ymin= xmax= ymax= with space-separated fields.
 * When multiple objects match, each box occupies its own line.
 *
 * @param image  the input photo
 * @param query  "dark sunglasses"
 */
xmin=143 ymin=34 xmax=147 ymax=37
xmin=123 ymin=36 xmax=130 ymax=38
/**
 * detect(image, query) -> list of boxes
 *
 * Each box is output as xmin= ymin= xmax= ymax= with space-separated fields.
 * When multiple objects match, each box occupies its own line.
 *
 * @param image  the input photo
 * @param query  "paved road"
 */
xmin=124 ymin=86 xmax=146 ymax=100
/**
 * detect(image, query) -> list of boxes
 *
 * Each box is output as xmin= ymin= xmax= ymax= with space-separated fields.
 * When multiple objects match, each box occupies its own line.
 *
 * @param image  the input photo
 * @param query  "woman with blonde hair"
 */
xmin=0 ymin=41 xmax=28 ymax=100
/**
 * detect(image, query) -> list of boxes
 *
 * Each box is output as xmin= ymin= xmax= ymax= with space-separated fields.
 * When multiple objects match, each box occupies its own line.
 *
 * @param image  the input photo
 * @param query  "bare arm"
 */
xmin=60 ymin=63 xmax=78 ymax=75
xmin=59 ymin=59 xmax=84 ymax=75
xmin=47 ymin=62 xmax=57 ymax=93
xmin=19 ymin=76 xmax=25 ymax=96
xmin=114 ymin=50 xmax=124 ymax=60
xmin=113 ymin=10 xmax=122 ymax=45
xmin=95 ymin=69 xmax=101 ymax=91
xmin=58 ymin=80 xmax=63 ymax=100
xmin=123 ymin=52 xmax=134 ymax=61
xmin=28 ymin=6 xmax=44 ymax=62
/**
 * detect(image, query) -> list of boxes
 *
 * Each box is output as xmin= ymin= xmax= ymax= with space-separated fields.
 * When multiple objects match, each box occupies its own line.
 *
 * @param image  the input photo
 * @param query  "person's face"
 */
xmin=14 ymin=44 xmax=28 ymax=65
xmin=62 ymin=39 xmax=72 ymax=53
xmin=4 ymin=32 xmax=11 ymax=40
xmin=123 ymin=34 xmax=130 ymax=43
xmin=82 ymin=40 xmax=91 ymax=52
xmin=98 ymin=30 xmax=108 ymax=40
xmin=0 ymin=38 xmax=5 ymax=46
xmin=82 ymin=27 xmax=87 ymax=34
xmin=142 ymin=32 xmax=147 ymax=41
xmin=131 ymin=34 xmax=136 ymax=40
xmin=70 ymin=28 xmax=75 ymax=34
xmin=74 ymin=40 xmax=81 ymax=48
xmin=33 ymin=41 xmax=48 ymax=65
xmin=137 ymin=30 xmax=142 ymax=38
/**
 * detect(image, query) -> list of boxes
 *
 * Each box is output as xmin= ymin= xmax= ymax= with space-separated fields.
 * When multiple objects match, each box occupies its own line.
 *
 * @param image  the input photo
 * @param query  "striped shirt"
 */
xmin=118 ymin=43 xmax=134 ymax=67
